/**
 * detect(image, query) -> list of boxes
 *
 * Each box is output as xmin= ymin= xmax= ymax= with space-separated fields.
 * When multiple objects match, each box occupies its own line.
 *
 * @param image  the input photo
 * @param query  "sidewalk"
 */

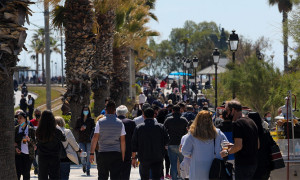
xmin=29 ymin=164 xmax=141 ymax=180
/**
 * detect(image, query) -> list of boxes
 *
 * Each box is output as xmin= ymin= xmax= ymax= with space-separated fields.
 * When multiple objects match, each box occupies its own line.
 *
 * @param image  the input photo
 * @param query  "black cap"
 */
xmin=17 ymin=111 xmax=27 ymax=119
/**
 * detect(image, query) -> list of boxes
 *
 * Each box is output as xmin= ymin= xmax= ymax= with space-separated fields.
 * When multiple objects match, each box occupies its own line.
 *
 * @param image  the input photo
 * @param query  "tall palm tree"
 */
xmin=29 ymin=39 xmax=43 ymax=83
xmin=0 ymin=0 xmax=33 ymax=179
xmin=32 ymin=28 xmax=46 ymax=83
xmin=110 ymin=0 xmax=159 ymax=105
xmin=91 ymin=0 xmax=122 ymax=116
xmin=268 ymin=0 xmax=293 ymax=72
xmin=52 ymin=0 xmax=95 ymax=133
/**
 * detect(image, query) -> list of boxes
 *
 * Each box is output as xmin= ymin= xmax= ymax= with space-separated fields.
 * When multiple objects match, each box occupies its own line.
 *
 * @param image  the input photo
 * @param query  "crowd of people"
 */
xmin=14 ymin=81 xmax=277 ymax=180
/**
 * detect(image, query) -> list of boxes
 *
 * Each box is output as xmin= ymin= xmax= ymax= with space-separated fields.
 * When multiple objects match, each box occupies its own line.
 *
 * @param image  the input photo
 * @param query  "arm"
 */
xmin=220 ymin=138 xmax=242 ymax=158
xmin=181 ymin=134 xmax=193 ymax=158
xmin=120 ymin=135 xmax=126 ymax=161
xmin=89 ymin=133 xmax=99 ymax=164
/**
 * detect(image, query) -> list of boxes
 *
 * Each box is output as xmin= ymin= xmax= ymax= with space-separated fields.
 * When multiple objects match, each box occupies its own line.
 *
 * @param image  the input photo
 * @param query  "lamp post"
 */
xmin=55 ymin=62 xmax=57 ymax=77
xmin=182 ymin=57 xmax=186 ymax=85
xmin=228 ymin=30 xmax=239 ymax=99
xmin=213 ymin=48 xmax=220 ymax=111
xmin=192 ymin=56 xmax=199 ymax=102
xmin=186 ymin=58 xmax=191 ymax=99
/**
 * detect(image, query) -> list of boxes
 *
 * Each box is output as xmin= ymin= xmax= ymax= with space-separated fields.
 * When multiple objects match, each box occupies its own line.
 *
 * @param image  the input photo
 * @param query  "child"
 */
xmin=179 ymin=121 xmax=193 ymax=180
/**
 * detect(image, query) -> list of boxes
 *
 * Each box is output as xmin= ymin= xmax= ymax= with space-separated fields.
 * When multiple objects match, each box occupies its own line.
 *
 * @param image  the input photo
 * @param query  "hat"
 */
xmin=142 ymin=103 xmax=151 ymax=111
xmin=17 ymin=111 xmax=27 ymax=119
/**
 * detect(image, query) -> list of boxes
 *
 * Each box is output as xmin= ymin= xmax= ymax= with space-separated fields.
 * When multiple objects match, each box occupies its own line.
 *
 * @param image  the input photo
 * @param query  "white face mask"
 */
xmin=266 ymin=117 xmax=271 ymax=121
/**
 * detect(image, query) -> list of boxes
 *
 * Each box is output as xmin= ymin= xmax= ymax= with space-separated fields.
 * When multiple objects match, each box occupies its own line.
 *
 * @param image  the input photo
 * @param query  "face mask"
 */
xmin=227 ymin=110 xmax=234 ymax=121
xmin=266 ymin=117 xmax=271 ymax=121
xmin=83 ymin=111 xmax=89 ymax=116
xmin=20 ymin=122 xmax=25 ymax=126
xmin=35 ymin=115 xmax=41 ymax=119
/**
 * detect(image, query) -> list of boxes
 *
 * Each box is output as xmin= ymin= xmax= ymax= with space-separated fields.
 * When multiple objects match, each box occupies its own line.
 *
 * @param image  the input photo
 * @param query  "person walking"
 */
xmin=27 ymin=95 xmax=35 ymax=120
xmin=248 ymin=112 xmax=276 ymax=180
xmin=90 ymin=100 xmax=126 ymax=180
xmin=20 ymin=94 xmax=27 ymax=113
xmin=220 ymin=100 xmax=259 ymax=180
xmin=139 ymin=91 xmax=147 ymax=105
xmin=182 ymin=110 xmax=228 ymax=180
xmin=14 ymin=111 xmax=36 ymax=180
xmin=116 ymin=105 xmax=136 ymax=180
xmin=55 ymin=116 xmax=82 ymax=180
xmin=30 ymin=109 xmax=42 ymax=175
xmin=182 ymin=105 xmax=196 ymax=122
xmin=75 ymin=105 xmax=95 ymax=176
xmin=133 ymin=103 xmax=158 ymax=126
xmin=132 ymin=107 xmax=169 ymax=180
xmin=36 ymin=110 xmax=66 ymax=180
xmin=164 ymin=105 xmax=188 ymax=180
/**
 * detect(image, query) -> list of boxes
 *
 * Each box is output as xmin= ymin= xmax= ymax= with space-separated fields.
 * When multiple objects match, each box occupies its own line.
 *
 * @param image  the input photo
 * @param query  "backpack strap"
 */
xmin=213 ymin=138 xmax=216 ymax=157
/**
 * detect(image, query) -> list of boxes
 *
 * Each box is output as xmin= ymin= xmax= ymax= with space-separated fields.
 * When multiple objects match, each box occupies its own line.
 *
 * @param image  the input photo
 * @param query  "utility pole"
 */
xmin=44 ymin=1 xmax=51 ymax=110
xmin=60 ymin=29 xmax=64 ymax=87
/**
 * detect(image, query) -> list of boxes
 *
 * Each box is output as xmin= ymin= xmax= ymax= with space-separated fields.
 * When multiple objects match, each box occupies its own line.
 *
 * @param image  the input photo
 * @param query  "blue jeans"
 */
xmin=79 ymin=143 xmax=91 ymax=171
xmin=60 ymin=162 xmax=71 ymax=180
xmin=168 ymin=145 xmax=183 ymax=180
xmin=235 ymin=164 xmax=257 ymax=180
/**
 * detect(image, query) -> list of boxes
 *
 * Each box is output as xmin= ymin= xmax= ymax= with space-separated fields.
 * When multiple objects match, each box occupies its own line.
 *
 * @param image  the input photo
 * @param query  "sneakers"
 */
xmin=165 ymin=174 xmax=172 ymax=179
xmin=86 ymin=170 xmax=90 ymax=176
xmin=82 ymin=165 xmax=86 ymax=173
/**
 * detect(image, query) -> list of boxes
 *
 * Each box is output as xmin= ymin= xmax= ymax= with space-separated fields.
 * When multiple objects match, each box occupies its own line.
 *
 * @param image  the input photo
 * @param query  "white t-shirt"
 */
xmin=138 ymin=94 xmax=147 ymax=104
xmin=94 ymin=121 xmax=126 ymax=136
xmin=19 ymin=125 xmax=29 ymax=154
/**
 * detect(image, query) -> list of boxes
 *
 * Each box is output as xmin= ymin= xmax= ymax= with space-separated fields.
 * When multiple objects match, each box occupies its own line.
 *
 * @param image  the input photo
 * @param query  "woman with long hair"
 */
xmin=248 ymin=112 xmax=276 ymax=180
xmin=182 ymin=110 xmax=228 ymax=180
xmin=14 ymin=111 xmax=36 ymax=180
xmin=75 ymin=105 xmax=95 ymax=176
xmin=36 ymin=110 xmax=66 ymax=179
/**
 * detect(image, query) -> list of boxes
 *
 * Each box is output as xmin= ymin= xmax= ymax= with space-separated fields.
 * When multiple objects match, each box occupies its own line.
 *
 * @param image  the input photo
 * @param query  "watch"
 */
xmin=225 ymin=150 xmax=229 ymax=155
xmin=131 ymin=156 xmax=137 ymax=160
xmin=90 ymin=153 xmax=94 ymax=155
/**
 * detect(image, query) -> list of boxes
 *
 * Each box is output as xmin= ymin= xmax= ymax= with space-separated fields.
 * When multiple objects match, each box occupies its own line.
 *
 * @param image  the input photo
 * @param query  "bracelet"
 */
xmin=90 ymin=153 xmax=94 ymax=155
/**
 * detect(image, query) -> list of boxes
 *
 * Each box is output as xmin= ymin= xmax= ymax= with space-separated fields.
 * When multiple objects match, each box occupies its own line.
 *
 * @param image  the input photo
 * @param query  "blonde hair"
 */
xmin=55 ymin=116 xmax=66 ymax=127
xmin=190 ymin=110 xmax=217 ymax=141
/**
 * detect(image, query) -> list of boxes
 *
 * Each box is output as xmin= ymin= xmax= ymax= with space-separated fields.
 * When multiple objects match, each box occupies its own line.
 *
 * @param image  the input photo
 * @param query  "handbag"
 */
xmin=209 ymin=139 xmax=233 ymax=180
xmin=270 ymin=144 xmax=285 ymax=170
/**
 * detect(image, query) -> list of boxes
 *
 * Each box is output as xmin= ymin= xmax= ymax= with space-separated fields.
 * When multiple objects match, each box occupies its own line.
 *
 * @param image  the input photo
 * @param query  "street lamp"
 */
xmin=228 ymin=30 xmax=239 ymax=99
xmin=182 ymin=57 xmax=186 ymax=85
xmin=186 ymin=58 xmax=191 ymax=99
xmin=213 ymin=48 xmax=220 ymax=111
xmin=193 ymin=56 xmax=199 ymax=102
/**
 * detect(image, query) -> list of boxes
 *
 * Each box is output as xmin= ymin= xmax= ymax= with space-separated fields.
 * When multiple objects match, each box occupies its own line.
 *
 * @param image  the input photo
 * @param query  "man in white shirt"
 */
xmin=138 ymin=92 xmax=147 ymax=105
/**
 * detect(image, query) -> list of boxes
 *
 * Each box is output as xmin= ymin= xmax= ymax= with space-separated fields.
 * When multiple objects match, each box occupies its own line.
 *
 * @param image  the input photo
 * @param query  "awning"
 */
xmin=197 ymin=65 xmax=227 ymax=75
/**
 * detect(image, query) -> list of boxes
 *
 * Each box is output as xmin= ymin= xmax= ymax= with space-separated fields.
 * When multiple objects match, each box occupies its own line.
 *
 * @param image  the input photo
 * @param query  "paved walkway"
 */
xmin=29 ymin=165 xmax=141 ymax=180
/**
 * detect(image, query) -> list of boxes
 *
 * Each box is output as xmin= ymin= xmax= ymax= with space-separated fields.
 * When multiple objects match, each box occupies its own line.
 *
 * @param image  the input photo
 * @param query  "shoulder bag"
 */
xmin=209 ymin=138 xmax=233 ymax=180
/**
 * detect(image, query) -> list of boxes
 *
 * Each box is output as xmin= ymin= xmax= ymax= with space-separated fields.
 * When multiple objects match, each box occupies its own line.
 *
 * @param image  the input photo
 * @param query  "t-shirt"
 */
xmin=30 ymin=119 xmax=39 ymax=129
xmin=94 ymin=121 xmax=126 ymax=136
xmin=232 ymin=117 xmax=258 ymax=166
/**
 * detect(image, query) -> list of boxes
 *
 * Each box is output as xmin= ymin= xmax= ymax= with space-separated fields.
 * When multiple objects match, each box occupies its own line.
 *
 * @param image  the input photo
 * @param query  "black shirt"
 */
xmin=164 ymin=113 xmax=188 ymax=145
xmin=132 ymin=119 xmax=169 ymax=162
xmin=232 ymin=117 xmax=258 ymax=166
xmin=216 ymin=121 xmax=233 ymax=132
xmin=75 ymin=117 xmax=95 ymax=143
xmin=37 ymin=128 xmax=66 ymax=157
xmin=119 ymin=116 xmax=136 ymax=161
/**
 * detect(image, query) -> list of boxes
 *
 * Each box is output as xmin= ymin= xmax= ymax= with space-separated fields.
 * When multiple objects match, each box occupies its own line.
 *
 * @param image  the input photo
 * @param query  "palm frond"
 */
xmin=51 ymin=5 xmax=66 ymax=29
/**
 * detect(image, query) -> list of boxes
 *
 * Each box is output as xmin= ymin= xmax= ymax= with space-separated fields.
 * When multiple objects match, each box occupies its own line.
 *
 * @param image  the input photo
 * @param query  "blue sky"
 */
xmin=18 ymin=0 xmax=297 ymax=76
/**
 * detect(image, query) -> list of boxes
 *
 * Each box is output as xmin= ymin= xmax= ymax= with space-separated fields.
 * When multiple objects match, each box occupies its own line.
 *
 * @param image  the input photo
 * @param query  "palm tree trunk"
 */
xmin=92 ymin=9 xmax=116 ymax=116
xmin=283 ymin=11 xmax=288 ymax=72
xmin=63 ymin=0 xmax=95 ymax=135
xmin=0 ymin=54 xmax=17 ymax=180
xmin=36 ymin=52 xmax=39 ymax=83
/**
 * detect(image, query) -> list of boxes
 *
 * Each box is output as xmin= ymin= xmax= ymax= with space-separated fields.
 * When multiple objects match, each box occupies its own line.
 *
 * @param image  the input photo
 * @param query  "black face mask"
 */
xmin=35 ymin=115 xmax=41 ymax=119
xmin=227 ymin=110 xmax=234 ymax=121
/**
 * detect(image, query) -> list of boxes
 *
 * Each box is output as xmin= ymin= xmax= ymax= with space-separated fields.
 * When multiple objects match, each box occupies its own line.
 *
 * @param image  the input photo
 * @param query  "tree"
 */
xmin=52 ymin=0 xmax=96 ymax=134
xmin=91 ymin=0 xmax=121 ymax=116
xmin=29 ymin=39 xmax=43 ymax=83
xmin=0 ymin=0 xmax=33 ymax=179
xmin=268 ymin=0 xmax=294 ymax=72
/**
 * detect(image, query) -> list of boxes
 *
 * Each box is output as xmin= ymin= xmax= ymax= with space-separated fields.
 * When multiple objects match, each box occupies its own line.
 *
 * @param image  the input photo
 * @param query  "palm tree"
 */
xmin=32 ymin=28 xmax=46 ymax=83
xmin=29 ymin=39 xmax=43 ymax=83
xmin=52 ymin=0 xmax=95 ymax=133
xmin=110 ymin=0 xmax=159 ymax=105
xmin=0 ymin=0 xmax=33 ymax=179
xmin=268 ymin=0 xmax=293 ymax=72
xmin=91 ymin=0 xmax=121 ymax=116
